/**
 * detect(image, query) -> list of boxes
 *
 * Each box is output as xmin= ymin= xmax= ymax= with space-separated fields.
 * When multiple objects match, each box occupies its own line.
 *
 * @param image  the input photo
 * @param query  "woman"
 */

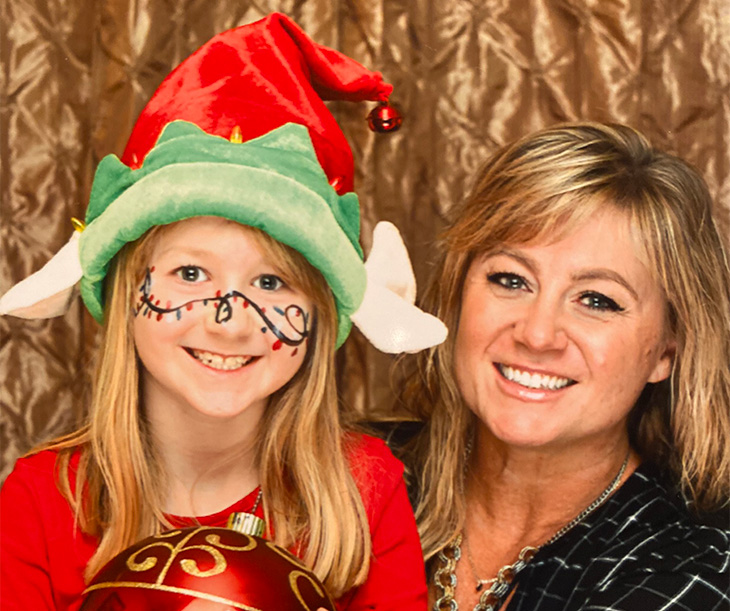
xmin=403 ymin=122 xmax=730 ymax=610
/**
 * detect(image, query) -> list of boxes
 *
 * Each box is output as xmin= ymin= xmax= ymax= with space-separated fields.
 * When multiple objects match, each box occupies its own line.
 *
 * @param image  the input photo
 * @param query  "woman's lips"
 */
xmin=496 ymin=363 xmax=576 ymax=391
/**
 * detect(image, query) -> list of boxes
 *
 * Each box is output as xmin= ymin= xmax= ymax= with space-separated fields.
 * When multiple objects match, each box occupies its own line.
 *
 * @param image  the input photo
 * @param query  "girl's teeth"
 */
xmin=191 ymin=350 xmax=253 ymax=371
xmin=500 ymin=365 xmax=572 ymax=390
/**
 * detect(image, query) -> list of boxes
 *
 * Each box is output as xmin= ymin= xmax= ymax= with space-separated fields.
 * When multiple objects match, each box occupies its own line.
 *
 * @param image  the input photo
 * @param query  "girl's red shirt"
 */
xmin=0 ymin=433 xmax=426 ymax=611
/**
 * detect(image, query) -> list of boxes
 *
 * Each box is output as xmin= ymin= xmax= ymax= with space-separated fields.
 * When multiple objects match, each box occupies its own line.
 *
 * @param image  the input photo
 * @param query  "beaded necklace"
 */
xmin=432 ymin=453 xmax=629 ymax=611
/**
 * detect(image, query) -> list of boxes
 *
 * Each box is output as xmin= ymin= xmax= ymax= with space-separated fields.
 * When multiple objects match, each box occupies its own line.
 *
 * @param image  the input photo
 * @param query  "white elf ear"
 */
xmin=350 ymin=221 xmax=447 ymax=353
xmin=0 ymin=230 xmax=83 ymax=319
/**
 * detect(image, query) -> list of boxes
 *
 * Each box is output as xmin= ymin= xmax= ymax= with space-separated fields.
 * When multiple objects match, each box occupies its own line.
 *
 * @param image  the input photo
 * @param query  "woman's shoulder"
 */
xmin=586 ymin=462 xmax=728 ymax=589
xmin=620 ymin=462 xmax=728 ymax=531
xmin=522 ymin=463 xmax=729 ymax=610
xmin=540 ymin=461 xmax=729 ymax=573
xmin=576 ymin=494 xmax=729 ymax=611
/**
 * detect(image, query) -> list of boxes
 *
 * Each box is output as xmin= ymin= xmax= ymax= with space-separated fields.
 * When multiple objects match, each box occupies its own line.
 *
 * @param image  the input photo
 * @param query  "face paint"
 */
xmin=136 ymin=267 xmax=310 ymax=347
xmin=133 ymin=217 xmax=317 ymax=424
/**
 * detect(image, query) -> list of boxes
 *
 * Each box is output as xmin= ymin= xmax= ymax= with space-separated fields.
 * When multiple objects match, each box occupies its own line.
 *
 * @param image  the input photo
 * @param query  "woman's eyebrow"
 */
xmin=485 ymin=249 xmax=640 ymax=301
xmin=482 ymin=248 xmax=538 ymax=274
xmin=571 ymin=269 xmax=639 ymax=300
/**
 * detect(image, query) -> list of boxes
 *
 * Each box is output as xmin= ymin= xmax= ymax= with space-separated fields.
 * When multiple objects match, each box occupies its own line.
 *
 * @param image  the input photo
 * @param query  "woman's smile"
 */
xmin=495 ymin=363 xmax=576 ymax=391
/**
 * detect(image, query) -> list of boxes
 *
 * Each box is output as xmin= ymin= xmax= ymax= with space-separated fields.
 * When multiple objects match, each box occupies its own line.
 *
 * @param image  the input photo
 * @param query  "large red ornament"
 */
xmin=80 ymin=526 xmax=335 ymax=611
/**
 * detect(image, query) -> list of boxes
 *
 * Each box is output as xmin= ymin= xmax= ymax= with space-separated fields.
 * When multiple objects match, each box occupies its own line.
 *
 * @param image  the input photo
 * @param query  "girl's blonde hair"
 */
xmin=402 ymin=122 xmax=730 ymax=561
xmin=36 ymin=220 xmax=371 ymax=596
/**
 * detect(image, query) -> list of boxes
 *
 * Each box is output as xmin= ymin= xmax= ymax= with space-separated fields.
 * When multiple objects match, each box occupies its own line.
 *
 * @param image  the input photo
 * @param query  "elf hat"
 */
xmin=0 ymin=13 xmax=446 ymax=352
xmin=120 ymin=12 xmax=396 ymax=193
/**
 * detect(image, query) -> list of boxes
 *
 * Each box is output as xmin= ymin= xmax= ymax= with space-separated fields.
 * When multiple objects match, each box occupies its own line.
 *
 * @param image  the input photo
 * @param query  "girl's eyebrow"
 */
xmin=155 ymin=245 xmax=212 ymax=259
xmin=485 ymin=249 xmax=639 ymax=301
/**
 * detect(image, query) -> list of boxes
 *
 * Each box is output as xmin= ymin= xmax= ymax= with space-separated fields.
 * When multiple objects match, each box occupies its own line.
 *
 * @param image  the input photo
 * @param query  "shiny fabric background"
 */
xmin=2 ymin=0 xmax=729 ymax=481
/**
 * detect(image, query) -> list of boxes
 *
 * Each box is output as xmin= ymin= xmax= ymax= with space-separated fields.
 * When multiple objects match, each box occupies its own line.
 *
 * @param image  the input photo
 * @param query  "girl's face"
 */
xmin=133 ymin=217 xmax=312 ymax=424
xmin=453 ymin=207 xmax=675 ymax=452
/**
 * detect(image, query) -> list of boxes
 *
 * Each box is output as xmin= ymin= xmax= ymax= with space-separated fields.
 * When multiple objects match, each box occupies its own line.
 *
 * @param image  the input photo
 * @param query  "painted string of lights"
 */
xmin=135 ymin=268 xmax=309 ymax=350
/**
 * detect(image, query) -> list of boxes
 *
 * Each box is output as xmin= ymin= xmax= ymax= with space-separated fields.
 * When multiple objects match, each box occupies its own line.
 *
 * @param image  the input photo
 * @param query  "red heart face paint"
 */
xmin=132 ymin=217 xmax=314 ymax=424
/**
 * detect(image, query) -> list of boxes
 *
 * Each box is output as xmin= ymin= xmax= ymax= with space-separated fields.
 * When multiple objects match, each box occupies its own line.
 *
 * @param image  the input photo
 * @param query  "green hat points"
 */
xmin=79 ymin=121 xmax=366 ymax=346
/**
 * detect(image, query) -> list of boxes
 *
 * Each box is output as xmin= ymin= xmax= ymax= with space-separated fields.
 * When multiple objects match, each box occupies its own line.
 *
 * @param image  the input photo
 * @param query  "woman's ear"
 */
xmin=647 ymin=336 xmax=677 ymax=384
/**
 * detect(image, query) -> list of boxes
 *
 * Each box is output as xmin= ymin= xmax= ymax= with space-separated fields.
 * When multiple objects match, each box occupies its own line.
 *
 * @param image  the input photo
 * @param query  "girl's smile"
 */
xmin=185 ymin=348 xmax=259 ymax=371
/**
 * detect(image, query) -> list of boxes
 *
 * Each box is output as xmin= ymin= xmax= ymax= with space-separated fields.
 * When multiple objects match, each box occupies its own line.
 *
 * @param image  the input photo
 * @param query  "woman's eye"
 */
xmin=253 ymin=274 xmax=285 ymax=291
xmin=487 ymin=272 xmax=528 ymax=291
xmin=175 ymin=266 xmax=208 ymax=283
xmin=579 ymin=292 xmax=624 ymax=312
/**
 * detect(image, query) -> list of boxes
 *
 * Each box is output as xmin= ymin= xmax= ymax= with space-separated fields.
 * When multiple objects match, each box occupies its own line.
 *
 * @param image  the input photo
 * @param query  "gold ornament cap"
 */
xmin=227 ymin=511 xmax=265 ymax=537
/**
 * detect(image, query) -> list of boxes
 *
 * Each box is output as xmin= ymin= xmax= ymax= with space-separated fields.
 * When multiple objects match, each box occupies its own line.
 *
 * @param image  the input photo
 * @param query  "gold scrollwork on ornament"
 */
xmin=177 ymin=546 xmax=227 ymax=578
xmin=157 ymin=530 xmax=185 ymax=538
xmin=124 ymin=527 xmax=258 ymax=584
xmin=127 ymin=542 xmax=174 ymax=572
xmin=289 ymin=569 xmax=332 ymax=611
xmin=264 ymin=540 xmax=307 ymax=570
xmin=205 ymin=532 xmax=258 ymax=552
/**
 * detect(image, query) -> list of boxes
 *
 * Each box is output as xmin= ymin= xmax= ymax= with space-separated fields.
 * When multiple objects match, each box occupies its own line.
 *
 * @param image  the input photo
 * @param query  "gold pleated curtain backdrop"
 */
xmin=2 ymin=0 xmax=729 ymax=481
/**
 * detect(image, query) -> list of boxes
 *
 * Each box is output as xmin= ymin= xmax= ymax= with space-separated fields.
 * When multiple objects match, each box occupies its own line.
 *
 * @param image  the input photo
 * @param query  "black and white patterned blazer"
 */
xmin=505 ymin=462 xmax=729 ymax=610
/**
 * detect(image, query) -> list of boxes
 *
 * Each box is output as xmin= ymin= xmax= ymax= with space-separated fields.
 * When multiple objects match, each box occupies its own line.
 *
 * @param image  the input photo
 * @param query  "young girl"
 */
xmin=0 ymin=14 xmax=445 ymax=611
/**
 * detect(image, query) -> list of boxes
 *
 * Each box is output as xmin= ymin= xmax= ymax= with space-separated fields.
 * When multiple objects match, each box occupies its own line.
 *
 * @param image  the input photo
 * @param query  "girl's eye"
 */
xmin=175 ymin=266 xmax=208 ymax=283
xmin=579 ymin=291 xmax=625 ymax=312
xmin=253 ymin=274 xmax=285 ymax=291
xmin=487 ymin=272 xmax=528 ymax=291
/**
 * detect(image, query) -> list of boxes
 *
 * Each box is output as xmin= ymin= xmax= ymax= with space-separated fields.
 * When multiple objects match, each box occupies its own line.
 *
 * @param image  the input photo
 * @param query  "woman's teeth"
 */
xmin=191 ymin=349 xmax=255 ymax=371
xmin=498 ymin=364 xmax=574 ymax=390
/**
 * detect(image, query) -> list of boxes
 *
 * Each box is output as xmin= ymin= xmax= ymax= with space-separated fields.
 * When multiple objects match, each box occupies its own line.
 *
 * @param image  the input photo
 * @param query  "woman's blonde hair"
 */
xmin=37 ymin=219 xmax=371 ymax=596
xmin=403 ymin=122 xmax=730 ymax=560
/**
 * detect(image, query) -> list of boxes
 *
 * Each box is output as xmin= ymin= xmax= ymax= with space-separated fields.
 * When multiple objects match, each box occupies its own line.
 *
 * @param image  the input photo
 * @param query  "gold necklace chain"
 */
xmin=432 ymin=453 xmax=629 ymax=611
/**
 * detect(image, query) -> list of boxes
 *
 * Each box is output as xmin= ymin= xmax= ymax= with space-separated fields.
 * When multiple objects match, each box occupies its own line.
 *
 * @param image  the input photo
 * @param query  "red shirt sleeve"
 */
xmin=0 ymin=451 xmax=96 ymax=611
xmin=337 ymin=434 xmax=428 ymax=611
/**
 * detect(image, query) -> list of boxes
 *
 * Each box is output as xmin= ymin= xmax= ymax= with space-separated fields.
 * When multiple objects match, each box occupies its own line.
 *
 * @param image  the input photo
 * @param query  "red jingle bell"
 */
xmin=367 ymin=101 xmax=403 ymax=133
xmin=80 ymin=516 xmax=335 ymax=611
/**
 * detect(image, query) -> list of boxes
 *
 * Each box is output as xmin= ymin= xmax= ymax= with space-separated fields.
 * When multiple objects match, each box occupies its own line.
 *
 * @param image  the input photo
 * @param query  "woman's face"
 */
xmin=453 ymin=207 xmax=675 ymax=451
xmin=133 ymin=217 xmax=312 ymax=424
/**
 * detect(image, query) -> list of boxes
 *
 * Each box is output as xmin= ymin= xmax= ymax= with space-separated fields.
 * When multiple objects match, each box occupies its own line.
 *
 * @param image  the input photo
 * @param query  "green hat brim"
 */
xmin=79 ymin=162 xmax=365 ymax=346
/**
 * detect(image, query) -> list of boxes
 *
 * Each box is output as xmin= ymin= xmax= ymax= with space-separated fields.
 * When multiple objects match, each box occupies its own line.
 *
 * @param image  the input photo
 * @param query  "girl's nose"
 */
xmin=512 ymin=298 xmax=568 ymax=352
xmin=204 ymin=294 xmax=258 ymax=336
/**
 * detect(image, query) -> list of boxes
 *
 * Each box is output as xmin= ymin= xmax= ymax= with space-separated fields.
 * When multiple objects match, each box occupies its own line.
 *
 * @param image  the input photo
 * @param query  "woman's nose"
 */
xmin=512 ymin=297 xmax=568 ymax=352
